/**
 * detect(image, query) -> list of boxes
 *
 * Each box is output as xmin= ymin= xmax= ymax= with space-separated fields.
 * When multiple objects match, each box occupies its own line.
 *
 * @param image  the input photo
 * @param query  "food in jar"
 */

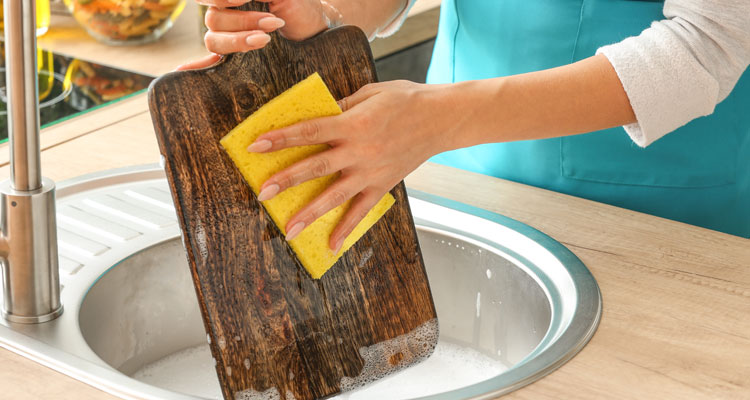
xmin=65 ymin=0 xmax=185 ymax=44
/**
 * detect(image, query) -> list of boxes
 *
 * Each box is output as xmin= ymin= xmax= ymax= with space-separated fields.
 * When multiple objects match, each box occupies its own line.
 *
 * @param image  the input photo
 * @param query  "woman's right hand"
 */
xmin=177 ymin=0 xmax=329 ymax=70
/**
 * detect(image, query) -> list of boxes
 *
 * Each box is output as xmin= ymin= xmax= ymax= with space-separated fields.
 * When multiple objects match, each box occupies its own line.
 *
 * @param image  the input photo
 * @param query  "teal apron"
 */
xmin=427 ymin=0 xmax=750 ymax=238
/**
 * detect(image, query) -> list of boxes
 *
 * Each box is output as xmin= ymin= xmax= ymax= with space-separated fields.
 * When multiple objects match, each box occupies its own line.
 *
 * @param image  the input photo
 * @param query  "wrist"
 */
xmin=413 ymin=82 xmax=472 ymax=156
xmin=429 ymin=80 xmax=501 ymax=152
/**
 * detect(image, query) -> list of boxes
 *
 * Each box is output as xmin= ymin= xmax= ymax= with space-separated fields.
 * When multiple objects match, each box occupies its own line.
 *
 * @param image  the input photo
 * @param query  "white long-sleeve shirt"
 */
xmin=381 ymin=0 xmax=750 ymax=147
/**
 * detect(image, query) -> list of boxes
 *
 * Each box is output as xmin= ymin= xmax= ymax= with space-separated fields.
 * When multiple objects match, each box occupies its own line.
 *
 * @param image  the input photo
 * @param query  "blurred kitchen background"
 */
xmin=0 ymin=0 xmax=439 ymax=142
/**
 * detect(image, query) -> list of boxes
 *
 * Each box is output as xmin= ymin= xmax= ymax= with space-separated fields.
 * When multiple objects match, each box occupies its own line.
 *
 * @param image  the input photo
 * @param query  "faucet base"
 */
xmin=0 ymin=178 xmax=63 ymax=324
xmin=1 ymin=305 xmax=64 ymax=324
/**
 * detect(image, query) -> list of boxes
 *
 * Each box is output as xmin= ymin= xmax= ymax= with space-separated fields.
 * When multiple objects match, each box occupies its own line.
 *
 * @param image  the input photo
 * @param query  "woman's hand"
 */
xmin=249 ymin=80 xmax=457 ymax=253
xmin=177 ymin=0 xmax=328 ymax=70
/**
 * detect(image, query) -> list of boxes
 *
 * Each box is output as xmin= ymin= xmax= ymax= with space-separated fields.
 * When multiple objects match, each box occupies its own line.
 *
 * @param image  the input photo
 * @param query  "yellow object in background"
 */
xmin=221 ymin=73 xmax=395 ymax=279
xmin=37 ymin=48 xmax=54 ymax=101
xmin=0 ymin=0 xmax=51 ymax=36
xmin=36 ymin=0 xmax=51 ymax=36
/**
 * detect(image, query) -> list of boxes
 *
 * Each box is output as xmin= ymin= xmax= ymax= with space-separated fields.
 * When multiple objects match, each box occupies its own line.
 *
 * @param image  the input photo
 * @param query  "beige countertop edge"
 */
xmin=0 ymin=93 xmax=150 ymax=167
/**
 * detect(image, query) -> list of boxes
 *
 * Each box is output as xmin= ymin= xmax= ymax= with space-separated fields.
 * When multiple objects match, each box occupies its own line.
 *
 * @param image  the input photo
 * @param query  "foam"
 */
xmin=339 ymin=318 xmax=439 ymax=392
xmin=233 ymin=387 xmax=298 ymax=400
xmin=132 ymin=343 xmax=222 ymax=399
xmin=332 ymin=339 xmax=509 ymax=399
xmin=194 ymin=217 xmax=209 ymax=261
xmin=132 ymin=322 xmax=509 ymax=400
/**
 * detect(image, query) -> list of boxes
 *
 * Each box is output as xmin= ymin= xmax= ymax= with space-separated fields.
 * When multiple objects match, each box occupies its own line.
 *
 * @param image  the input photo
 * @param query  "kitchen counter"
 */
xmin=1 ymin=2 xmax=749 ymax=399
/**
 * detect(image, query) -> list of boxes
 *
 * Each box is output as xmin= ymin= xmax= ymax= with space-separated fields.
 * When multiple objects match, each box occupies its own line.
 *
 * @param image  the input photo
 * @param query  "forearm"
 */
xmin=324 ymin=0 xmax=407 ymax=38
xmin=442 ymin=54 xmax=636 ymax=150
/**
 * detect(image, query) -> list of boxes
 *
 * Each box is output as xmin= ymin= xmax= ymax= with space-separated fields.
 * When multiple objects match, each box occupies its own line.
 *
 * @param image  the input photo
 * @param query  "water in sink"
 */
xmin=132 ymin=339 xmax=509 ymax=400
xmin=81 ymin=231 xmax=552 ymax=400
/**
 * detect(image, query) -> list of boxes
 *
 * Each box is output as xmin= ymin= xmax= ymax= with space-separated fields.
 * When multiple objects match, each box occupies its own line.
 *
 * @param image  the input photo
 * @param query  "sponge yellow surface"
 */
xmin=220 ymin=73 xmax=395 ymax=279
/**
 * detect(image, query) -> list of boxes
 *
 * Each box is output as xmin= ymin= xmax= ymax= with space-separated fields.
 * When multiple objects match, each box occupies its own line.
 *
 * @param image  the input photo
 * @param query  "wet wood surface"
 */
xmin=147 ymin=4 xmax=437 ymax=399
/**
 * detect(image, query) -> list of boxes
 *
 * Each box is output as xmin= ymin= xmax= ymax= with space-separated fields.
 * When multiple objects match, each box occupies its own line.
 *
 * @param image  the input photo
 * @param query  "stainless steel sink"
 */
xmin=0 ymin=165 xmax=601 ymax=400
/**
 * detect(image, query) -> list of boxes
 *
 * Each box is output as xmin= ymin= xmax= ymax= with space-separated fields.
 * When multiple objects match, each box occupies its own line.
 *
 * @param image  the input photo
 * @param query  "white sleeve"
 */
xmin=596 ymin=0 xmax=750 ymax=147
xmin=375 ymin=0 xmax=417 ymax=38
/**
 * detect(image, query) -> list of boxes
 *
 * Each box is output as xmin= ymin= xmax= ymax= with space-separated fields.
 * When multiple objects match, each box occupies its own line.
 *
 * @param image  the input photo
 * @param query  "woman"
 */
xmin=182 ymin=0 xmax=750 ymax=251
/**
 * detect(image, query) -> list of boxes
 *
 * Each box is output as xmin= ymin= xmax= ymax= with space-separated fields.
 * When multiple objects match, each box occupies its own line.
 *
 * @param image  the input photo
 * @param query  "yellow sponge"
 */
xmin=220 ymin=73 xmax=395 ymax=279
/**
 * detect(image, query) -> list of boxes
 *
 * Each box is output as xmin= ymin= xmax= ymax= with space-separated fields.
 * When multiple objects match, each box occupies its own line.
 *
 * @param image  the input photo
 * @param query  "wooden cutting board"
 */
xmin=147 ymin=4 xmax=438 ymax=400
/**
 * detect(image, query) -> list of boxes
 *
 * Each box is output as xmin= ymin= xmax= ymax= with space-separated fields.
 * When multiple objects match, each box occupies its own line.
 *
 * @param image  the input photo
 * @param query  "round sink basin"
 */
xmin=79 ymin=194 xmax=601 ymax=400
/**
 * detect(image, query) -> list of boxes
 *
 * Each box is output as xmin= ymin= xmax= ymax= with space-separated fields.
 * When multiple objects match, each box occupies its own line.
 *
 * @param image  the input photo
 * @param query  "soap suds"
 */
xmin=132 ymin=344 xmax=221 ymax=399
xmin=132 ymin=319 xmax=508 ymax=400
xmin=357 ymin=248 xmax=374 ymax=269
xmin=339 ymin=319 xmax=438 ymax=392
xmin=332 ymin=340 xmax=508 ymax=399
xmin=194 ymin=217 xmax=209 ymax=261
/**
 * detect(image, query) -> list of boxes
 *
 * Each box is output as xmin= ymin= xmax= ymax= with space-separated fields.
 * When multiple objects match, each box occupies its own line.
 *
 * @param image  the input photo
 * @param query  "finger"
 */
xmin=247 ymin=116 xmax=339 ymax=153
xmin=337 ymin=83 xmax=381 ymax=111
xmin=329 ymin=191 xmax=383 ymax=253
xmin=284 ymin=177 xmax=365 ymax=241
xmin=258 ymin=148 xmax=348 ymax=201
xmin=204 ymin=30 xmax=271 ymax=54
xmin=204 ymin=8 xmax=285 ymax=32
xmin=175 ymin=53 xmax=221 ymax=71
xmin=196 ymin=0 xmax=248 ymax=8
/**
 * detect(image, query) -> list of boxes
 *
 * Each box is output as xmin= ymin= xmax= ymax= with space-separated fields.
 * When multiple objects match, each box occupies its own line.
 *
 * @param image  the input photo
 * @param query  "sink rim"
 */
xmin=1 ymin=164 xmax=601 ymax=400
xmin=405 ymin=191 xmax=601 ymax=400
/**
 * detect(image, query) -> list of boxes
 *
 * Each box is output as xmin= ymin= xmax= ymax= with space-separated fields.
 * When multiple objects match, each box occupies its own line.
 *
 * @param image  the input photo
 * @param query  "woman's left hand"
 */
xmin=249 ymin=80 xmax=456 ymax=253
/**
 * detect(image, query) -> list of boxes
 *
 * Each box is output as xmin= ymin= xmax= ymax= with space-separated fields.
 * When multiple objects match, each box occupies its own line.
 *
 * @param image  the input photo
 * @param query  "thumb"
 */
xmin=175 ymin=54 xmax=221 ymax=71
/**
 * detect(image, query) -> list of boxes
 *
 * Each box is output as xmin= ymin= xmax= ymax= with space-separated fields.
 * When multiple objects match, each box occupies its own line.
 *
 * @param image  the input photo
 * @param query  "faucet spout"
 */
xmin=5 ymin=0 xmax=42 ymax=191
xmin=1 ymin=0 xmax=63 ymax=323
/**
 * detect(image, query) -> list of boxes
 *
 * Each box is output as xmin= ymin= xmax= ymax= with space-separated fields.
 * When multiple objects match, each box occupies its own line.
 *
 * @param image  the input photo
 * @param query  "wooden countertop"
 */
xmin=2 ymin=2 xmax=749 ymax=399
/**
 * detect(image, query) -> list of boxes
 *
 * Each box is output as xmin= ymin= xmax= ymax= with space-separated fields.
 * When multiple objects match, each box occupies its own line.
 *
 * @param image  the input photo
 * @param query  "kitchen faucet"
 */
xmin=0 ymin=0 xmax=63 ymax=323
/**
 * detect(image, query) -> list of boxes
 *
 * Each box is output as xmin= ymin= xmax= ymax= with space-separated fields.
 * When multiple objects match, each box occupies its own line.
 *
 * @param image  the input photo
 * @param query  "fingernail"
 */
xmin=257 ymin=184 xmax=279 ymax=201
xmin=286 ymin=222 xmax=305 ymax=241
xmin=333 ymin=238 xmax=344 ymax=255
xmin=247 ymin=139 xmax=272 ymax=152
xmin=258 ymin=17 xmax=285 ymax=30
xmin=246 ymin=33 xmax=271 ymax=48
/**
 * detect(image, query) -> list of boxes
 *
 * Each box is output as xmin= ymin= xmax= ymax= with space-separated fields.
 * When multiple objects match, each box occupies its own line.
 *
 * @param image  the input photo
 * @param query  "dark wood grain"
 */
xmin=147 ymin=4 xmax=437 ymax=399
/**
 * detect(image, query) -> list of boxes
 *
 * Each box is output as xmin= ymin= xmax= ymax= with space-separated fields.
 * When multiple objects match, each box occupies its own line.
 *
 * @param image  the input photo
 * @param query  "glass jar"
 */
xmin=63 ymin=0 xmax=186 ymax=45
